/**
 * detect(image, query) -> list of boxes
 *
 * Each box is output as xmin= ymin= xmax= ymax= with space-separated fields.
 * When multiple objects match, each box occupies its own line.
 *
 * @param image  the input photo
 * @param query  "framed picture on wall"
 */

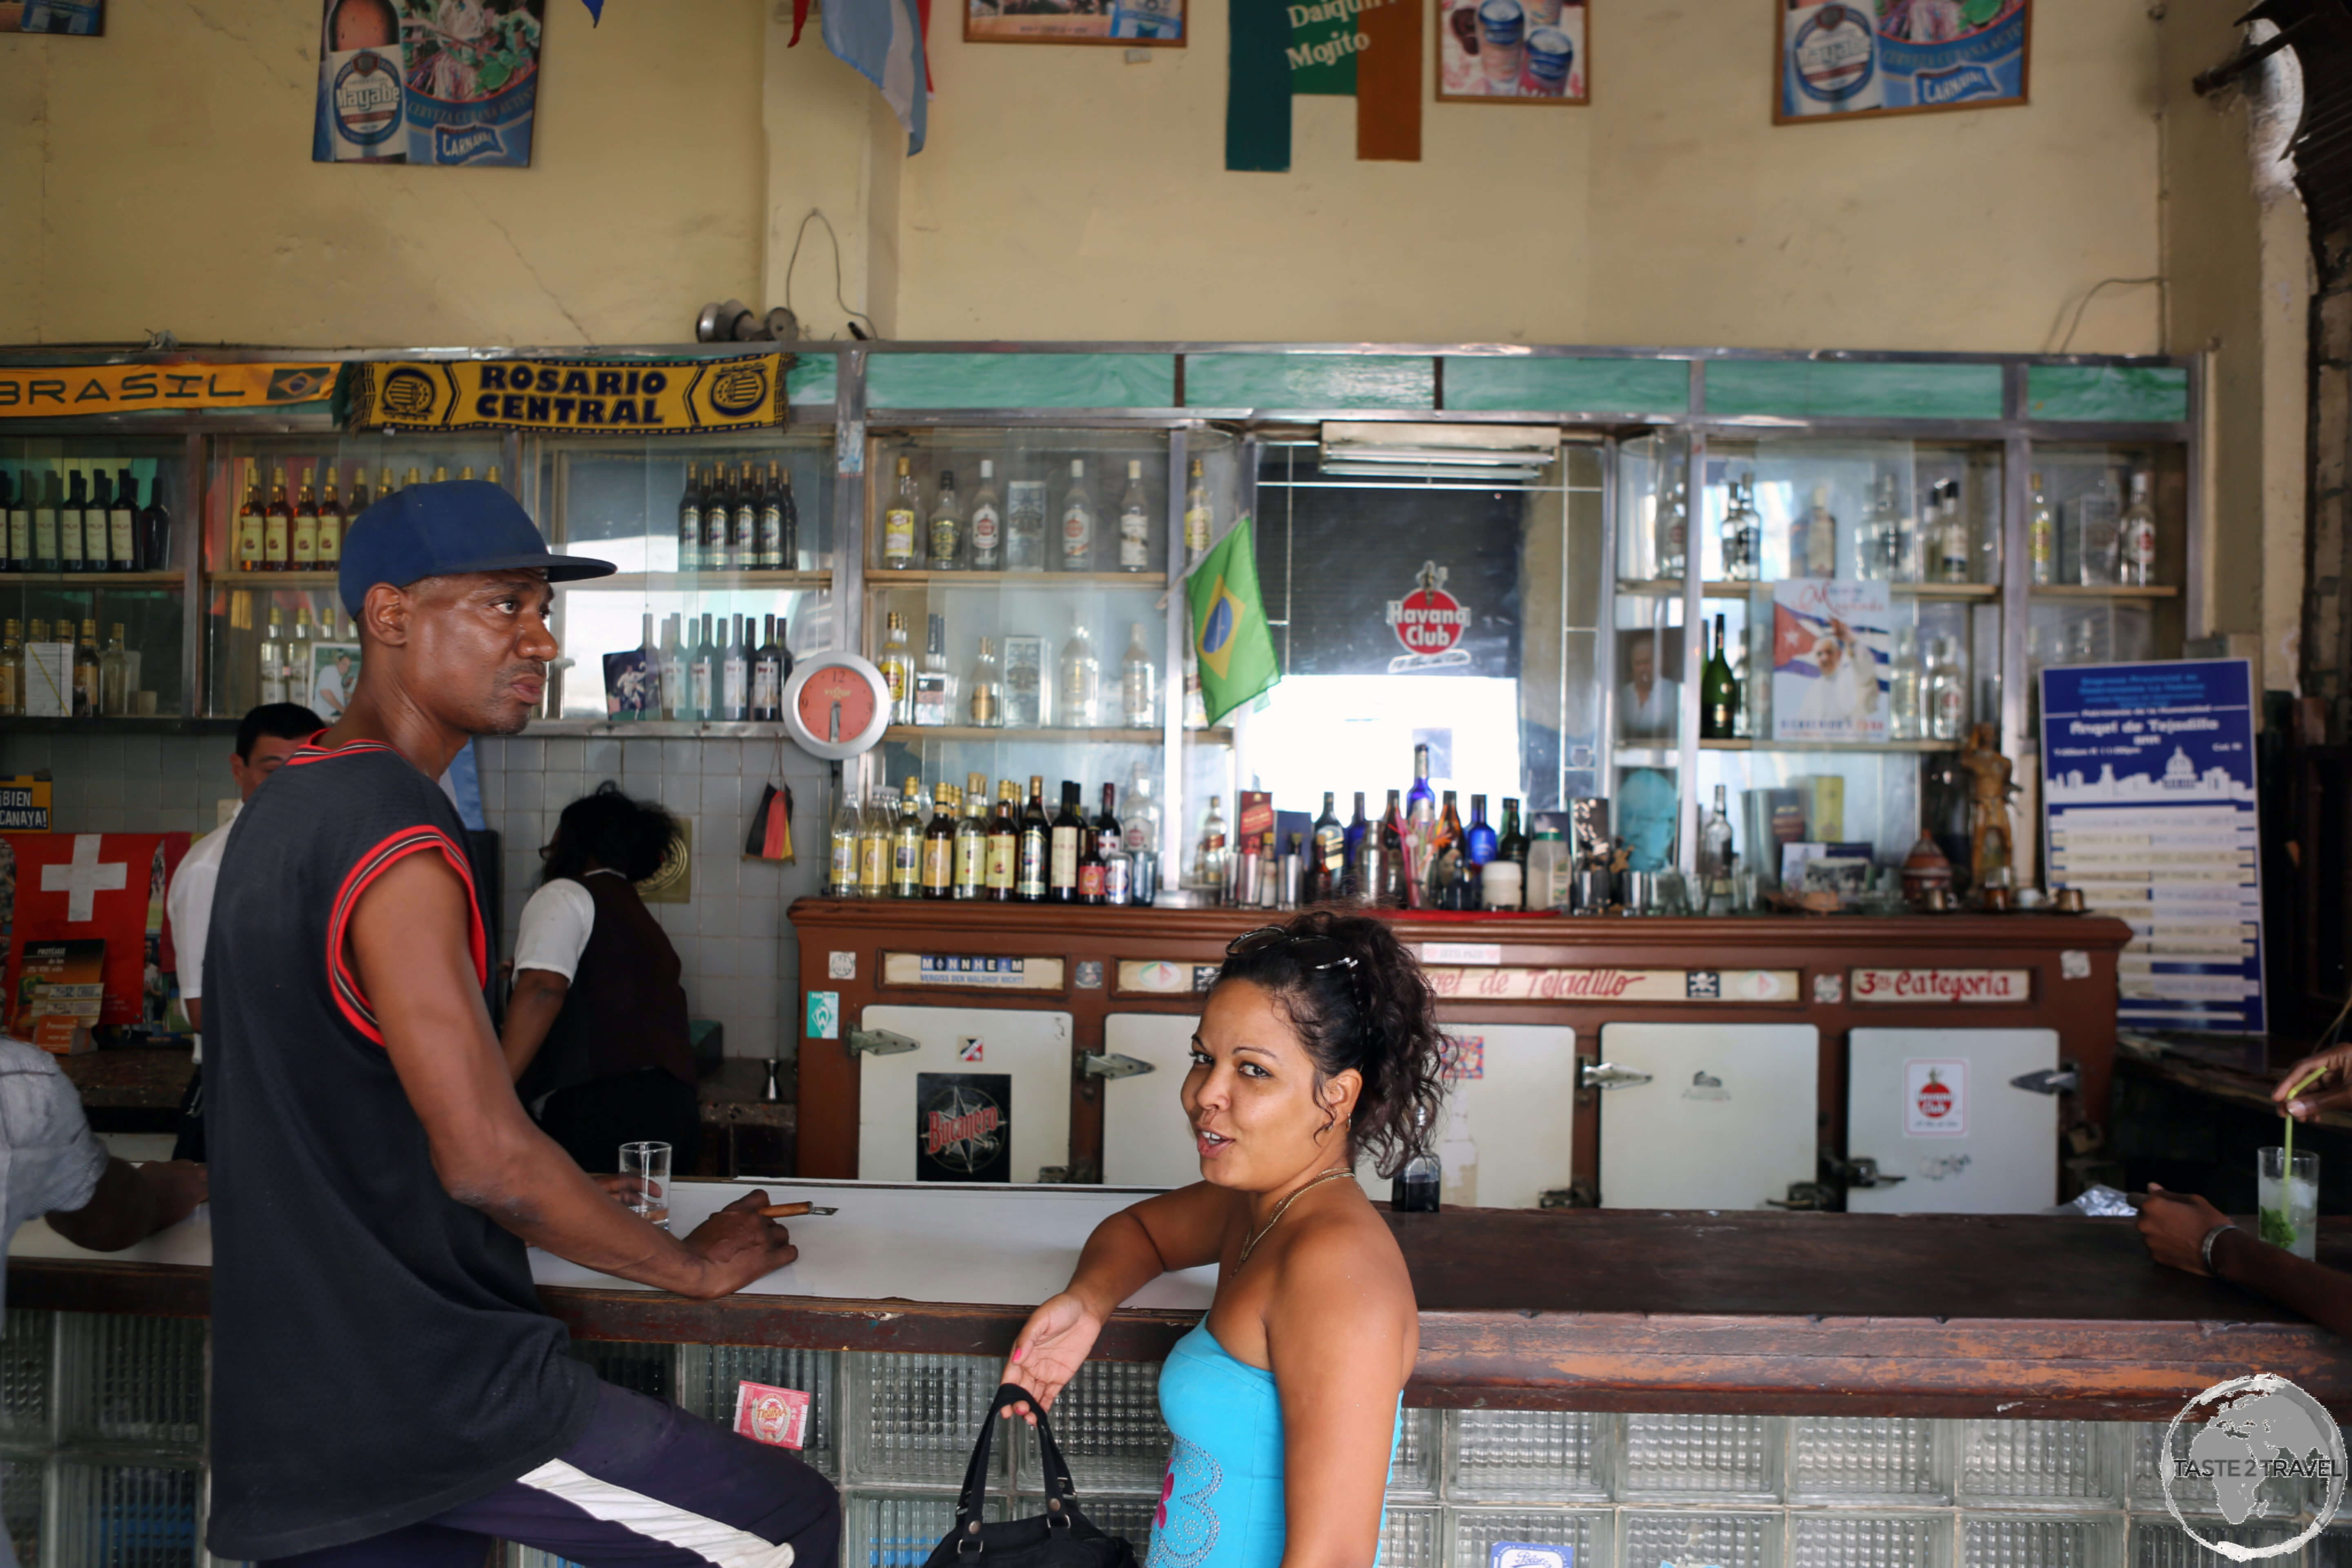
xmin=967 ymin=0 xmax=1183 ymax=47
xmin=1775 ymin=0 xmax=2030 ymax=124
xmin=2 ymin=1 xmax=105 ymax=33
xmin=1436 ymin=0 xmax=1586 ymax=102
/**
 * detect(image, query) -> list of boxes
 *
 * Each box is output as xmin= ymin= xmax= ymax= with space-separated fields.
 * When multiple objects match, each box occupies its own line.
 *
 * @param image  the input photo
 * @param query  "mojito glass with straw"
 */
xmin=2259 ymin=1147 xmax=2319 ymax=1260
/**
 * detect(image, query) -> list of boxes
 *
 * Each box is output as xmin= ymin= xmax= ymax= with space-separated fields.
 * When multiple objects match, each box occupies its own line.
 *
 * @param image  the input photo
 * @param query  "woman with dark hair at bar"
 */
xmin=503 ymin=782 xmax=701 ymax=1172
xmin=998 ymin=909 xmax=1445 ymax=1568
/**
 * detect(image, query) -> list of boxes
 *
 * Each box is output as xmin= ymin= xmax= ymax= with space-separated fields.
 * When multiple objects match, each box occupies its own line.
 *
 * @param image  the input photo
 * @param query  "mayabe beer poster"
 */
xmin=1771 ymin=579 xmax=1891 ymax=744
xmin=314 ymin=0 xmax=545 ymax=167
xmin=1777 ymin=0 xmax=2029 ymax=124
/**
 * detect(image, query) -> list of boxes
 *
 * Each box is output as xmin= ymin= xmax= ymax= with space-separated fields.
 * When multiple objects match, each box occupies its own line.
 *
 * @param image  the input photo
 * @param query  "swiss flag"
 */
xmin=5 ymin=833 xmax=191 ymax=1029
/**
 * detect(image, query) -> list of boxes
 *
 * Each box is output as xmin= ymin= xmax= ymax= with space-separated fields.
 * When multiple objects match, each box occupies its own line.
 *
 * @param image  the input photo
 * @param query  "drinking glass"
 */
xmin=621 ymin=1141 xmax=673 ymax=1232
xmin=2258 ymin=1147 xmax=2318 ymax=1260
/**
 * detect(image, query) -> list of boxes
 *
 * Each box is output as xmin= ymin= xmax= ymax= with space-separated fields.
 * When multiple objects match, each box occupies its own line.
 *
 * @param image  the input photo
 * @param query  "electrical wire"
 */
xmin=783 ymin=209 xmax=879 ymax=341
xmin=2046 ymin=276 xmax=2163 ymax=355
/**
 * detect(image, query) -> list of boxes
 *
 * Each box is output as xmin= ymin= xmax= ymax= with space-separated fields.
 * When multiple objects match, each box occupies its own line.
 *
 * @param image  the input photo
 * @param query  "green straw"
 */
xmin=2265 ymin=1065 xmax=2332 ymax=1247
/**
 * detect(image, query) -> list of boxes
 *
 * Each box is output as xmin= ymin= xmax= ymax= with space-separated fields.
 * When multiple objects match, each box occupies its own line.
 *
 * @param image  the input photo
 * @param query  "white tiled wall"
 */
xmin=1 ymin=729 xmax=831 ymax=1062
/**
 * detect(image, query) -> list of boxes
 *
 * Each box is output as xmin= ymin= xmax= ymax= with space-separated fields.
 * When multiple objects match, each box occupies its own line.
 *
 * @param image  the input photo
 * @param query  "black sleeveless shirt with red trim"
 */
xmin=203 ymin=738 xmax=596 ymax=1561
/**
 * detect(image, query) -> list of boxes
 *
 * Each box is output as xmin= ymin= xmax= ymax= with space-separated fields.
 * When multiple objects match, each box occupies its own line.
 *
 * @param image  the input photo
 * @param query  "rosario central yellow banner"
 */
xmin=344 ymin=354 xmax=788 ymax=436
xmin=0 ymin=363 xmax=336 ymax=418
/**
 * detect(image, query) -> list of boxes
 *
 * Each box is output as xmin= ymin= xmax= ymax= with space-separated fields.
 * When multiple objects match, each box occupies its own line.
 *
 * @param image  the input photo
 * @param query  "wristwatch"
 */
xmin=2201 ymin=1221 xmax=2240 ymax=1275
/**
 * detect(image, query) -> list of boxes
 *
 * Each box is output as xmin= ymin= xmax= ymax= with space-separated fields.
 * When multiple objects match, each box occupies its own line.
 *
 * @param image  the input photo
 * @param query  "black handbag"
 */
xmin=921 ymin=1383 xmax=1143 ymax=1568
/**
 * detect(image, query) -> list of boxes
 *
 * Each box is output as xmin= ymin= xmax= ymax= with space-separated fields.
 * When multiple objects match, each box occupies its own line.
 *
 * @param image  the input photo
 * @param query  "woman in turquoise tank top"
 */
xmin=1000 ymin=913 xmax=1447 ymax=1568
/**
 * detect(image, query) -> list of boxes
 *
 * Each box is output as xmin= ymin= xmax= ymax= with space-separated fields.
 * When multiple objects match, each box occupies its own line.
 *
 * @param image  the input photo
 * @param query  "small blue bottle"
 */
xmin=1466 ymin=793 xmax=1497 ymax=866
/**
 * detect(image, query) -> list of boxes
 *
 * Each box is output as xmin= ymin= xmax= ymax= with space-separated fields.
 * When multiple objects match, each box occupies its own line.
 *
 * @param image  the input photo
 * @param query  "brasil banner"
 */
xmin=1187 ymin=515 xmax=1281 ymax=726
xmin=341 ymin=353 xmax=789 ymax=436
xmin=0 ymin=363 xmax=336 ymax=419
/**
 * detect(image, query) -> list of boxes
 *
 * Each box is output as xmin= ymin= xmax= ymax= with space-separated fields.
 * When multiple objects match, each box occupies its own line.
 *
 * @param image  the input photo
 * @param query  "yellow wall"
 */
xmin=3 ymin=0 xmax=2173 ymax=356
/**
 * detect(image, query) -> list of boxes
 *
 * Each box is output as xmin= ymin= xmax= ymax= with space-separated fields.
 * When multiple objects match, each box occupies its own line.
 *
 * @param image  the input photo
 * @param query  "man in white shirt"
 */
xmin=163 ymin=703 xmax=323 ymax=1160
xmin=1618 ymin=632 xmax=1681 ymax=739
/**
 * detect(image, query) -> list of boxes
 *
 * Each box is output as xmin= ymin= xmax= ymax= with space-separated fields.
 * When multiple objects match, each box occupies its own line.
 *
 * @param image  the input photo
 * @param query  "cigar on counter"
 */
xmin=758 ymin=1201 xmax=839 ymax=1218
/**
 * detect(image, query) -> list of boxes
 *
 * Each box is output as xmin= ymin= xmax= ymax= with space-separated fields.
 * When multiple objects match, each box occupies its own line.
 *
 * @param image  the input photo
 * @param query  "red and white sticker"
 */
xmin=1385 ymin=562 xmax=1473 ymax=673
xmin=734 ymin=1381 xmax=812 ymax=1448
xmin=1904 ymin=1058 xmax=1968 ymax=1137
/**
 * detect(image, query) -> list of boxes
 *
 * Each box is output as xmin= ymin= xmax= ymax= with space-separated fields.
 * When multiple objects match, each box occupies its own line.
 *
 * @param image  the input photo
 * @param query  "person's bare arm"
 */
xmin=501 ymin=969 xmax=570 ymax=1081
xmin=350 ymin=850 xmax=791 ymax=1299
xmin=47 ymin=1158 xmax=207 ymax=1252
xmin=181 ymin=997 xmax=202 ymax=1033
xmin=1266 ymin=1224 xmax=1415 ymax=1568
xmin=999 ymin=1182 xmax=1234 ymax=1417
xmin=2136 ymin=1184 xmax=2352 ymax=1341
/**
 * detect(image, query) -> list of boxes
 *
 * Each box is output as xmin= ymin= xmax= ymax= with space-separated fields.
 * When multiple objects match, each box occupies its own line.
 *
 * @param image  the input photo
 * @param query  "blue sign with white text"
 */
xmin=2040 ymin=659 xmax=2263 ymax=1033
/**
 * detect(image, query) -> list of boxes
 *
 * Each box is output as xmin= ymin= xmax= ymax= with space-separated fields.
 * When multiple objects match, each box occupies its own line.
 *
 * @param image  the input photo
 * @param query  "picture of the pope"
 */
xmin=1795 ymin=615 xmax=1878 ymax=734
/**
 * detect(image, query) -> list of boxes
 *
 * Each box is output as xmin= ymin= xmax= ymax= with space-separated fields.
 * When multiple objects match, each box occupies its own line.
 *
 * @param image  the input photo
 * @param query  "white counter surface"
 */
xmin=8 ymin=1178 xmax=1218 ymax=1312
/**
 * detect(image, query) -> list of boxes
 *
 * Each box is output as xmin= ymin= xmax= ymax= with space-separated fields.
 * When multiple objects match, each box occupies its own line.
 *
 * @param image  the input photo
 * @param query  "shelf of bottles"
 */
xmin=2022 ymin=442 xmax=2186 ymax=726
xmin=0 ymin=434 xmax=187 ymax=718
xmin=536 ymin=433 xmax=837 ymax=723
xmin=858 ymin=428 xmax=1243 ymax=880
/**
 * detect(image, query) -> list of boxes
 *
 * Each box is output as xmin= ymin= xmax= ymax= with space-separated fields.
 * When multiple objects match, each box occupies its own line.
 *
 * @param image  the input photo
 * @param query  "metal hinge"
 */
xmin=1080 ymin=1052 xmax=1156 ymax=1079
xmin=2010 ymin=1065 xmax=2080 ymax=1096
xmin=846 ymin=1028 xmax=922 ymax=1057
xmin=1828 ymin=1156 xmax=1907 ymax=1190
xmin=1578 ymin=1060 xmax=1654 ymax=1091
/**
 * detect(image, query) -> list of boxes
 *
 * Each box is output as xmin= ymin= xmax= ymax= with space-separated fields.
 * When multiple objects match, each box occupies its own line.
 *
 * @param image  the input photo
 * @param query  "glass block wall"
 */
xmin=5 ymin=1316 xmax=2347 ymax=1568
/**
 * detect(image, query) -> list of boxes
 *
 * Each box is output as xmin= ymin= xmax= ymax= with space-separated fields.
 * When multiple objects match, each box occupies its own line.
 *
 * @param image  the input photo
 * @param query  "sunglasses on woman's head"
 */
xmin=1225 ymin=925 xmax=1360 ymax=974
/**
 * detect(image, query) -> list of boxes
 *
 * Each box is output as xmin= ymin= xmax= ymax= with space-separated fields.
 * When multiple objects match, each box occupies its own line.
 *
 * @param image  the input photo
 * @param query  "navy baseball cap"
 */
xmin=339 ymin=480 xmax=615 ymax=618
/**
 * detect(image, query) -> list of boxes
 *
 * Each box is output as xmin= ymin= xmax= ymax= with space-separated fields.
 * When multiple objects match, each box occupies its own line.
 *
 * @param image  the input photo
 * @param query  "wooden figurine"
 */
xmin=1961 ymin=722 xmax=2017 ymax=892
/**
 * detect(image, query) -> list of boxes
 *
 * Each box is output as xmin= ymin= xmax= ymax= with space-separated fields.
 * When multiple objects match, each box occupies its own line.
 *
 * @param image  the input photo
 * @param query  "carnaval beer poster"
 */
xmin=2040 ymin=658 xmax=2264 ymax=1034
xmin=1437 ymin=0 xmax=1584 ymax=102
xmin=1770 ymin=579 xmax=1890 ymax=744
xmin=1777 ymin=0 xmax=2029 ymax=124
xmin=314 ymin=0 xmax=545 ymax=167
xmin=968 ymin=0 xmax=1181 ymax=46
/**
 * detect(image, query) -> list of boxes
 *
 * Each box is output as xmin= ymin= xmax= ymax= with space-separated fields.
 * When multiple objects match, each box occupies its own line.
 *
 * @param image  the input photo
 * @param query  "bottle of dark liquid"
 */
xmin=1308 ymin=791 xmax=1345 ymax=903
xmin=1701 ymin=613 xmax=1739 ymax=740
xmin=1342 ymin=792 xmax=1370 ymax=900
xmin=60 ymin=469 xmax=88 ymax=575
xmin=733 ymin=461 xmax=759 ymax=571
xmin=1391 ymin=1106 xmax=1441 ymax=1213
xmin=1096 ymin=782 xmax=1130 ymax=906
xmin=4 ymin=470 xmax=27 ymax=572
xmin=751 ymin=613 xmax=788 ymax=722
xmin=36 ymin=470 xmax=64 ymax=574
xmin=704 ymin=464 xmax=736 ymax=571
xmin=922 ymin=782 xmax=958 ymax=901
xmin=1466 ymin=794 xmax=1497 ymax=866
xmin=139 ymin=473 xmax=173 ymax=572
xmin=0 ymin=472 xmax=14 ymax=572
xmin=1049 ymin=780 xmax=1085 ymax=904
xmin=987 ymin=779 xmax=1020 ymax=902
xmin=1432 ymin=790 xmax=1467 ymax=909
xmin=1498 ymin=797 xmax=1528 ymax=867
xmin=1379 ymin=789 xmax=1408 ymax=906
xmin=759 ymin=461 xmax=788 ymax=571
xmin=677 ymin=463 xmax=704 ymax=572
xmin=1016 ymin=775 xmax=1051 ymax=903
xmin=100 ymin=470 xmax=134 ymax=573
xmin=776 ymin=464 xmax=800 ymax=571
xmin=1077 ymin=786 xmax=1109 ymax=906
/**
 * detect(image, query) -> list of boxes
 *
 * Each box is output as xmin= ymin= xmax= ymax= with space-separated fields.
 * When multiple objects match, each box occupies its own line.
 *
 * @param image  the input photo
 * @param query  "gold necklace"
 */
xmin=1237 ymin=1168 xmax=1354 ymax=1267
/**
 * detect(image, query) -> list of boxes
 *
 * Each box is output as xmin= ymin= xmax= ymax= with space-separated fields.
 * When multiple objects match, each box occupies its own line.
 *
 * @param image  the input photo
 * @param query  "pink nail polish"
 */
xmin=1013 ymin=1348 xmax=1024 ymax=1362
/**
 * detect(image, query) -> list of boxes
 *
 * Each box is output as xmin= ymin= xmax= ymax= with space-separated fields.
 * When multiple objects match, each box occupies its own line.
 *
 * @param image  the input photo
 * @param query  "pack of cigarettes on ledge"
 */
xmin=734 ymin=1381 xmax=811 ymax=1449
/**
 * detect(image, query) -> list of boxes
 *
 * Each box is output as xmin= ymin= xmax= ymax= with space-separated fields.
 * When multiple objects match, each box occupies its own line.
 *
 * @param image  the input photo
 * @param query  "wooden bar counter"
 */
xmin=12 ymin=1180 xmax=2346 ymax=1422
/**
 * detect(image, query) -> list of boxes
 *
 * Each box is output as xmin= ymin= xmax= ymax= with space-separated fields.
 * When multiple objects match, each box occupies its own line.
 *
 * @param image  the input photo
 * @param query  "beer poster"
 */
xmin=2 ymin=2 xmax=104 ymax=35
xmin=914 ymin=1072 xmax=1013 ymax=1183
xmin=314 ymin=0 xmax=546 ymax=167
xmin=1436 ymin=0 xmax=1585 ymax=102
xmin=1776 ymin=0 xmax=2029 ymax=124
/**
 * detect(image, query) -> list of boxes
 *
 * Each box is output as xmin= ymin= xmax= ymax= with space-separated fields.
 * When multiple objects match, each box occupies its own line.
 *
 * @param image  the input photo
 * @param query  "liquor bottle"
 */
xmin=1093 ymin=783 xmax=1125 ymax=904
xmin=1698 ymin=784 xmax=1735 ymax=893
xmin=1463 ymin=794 xmax=1497 ymax=867
xmin=458 ymin=466 xmax=475 ymax=483
xmin=1654 ymin=468 xmax=1688 ymax=579
xmin=689 ymin=612 xmax=718 ymax=722
xmin=258 ymin=608 xmax=287 ymax=706
xmin=1183 ymin=457 xmax=1212 ymax=568
xmin=857 ymin=788 xmax=893 ymax=898
xmin=2117 ymin=471 xmax=2156 ymax=587
xmin=5 ymin=472 xmax=27 ymax=572
xmin=59 ymin=468 xmax=86 ymax=575
xmin=1927 ymin=636 xmax=1969 ymax=742
xmin=1721 ymin=473 xmax=1761 ymax=582
xmin=1888 ymin=627 xmax=1924 ymax=741
xmin=316 ymin=472 xmax=343 ymax=569
xmin=1121 ymin=762 xmax=1161 ymax=856
xmin=2026 ymin=471 xmax=2056 ymax=587
xmin=953 ymin=774 xmax=989 ymax=900
xmin=927 ymin=469 xmax=963 ymax=571
xmin=105 ymin=470 xmax=135 ymax=572
xmin=1076 ymin=786 xmax=1109 ymax=906
xmin=73 ymin=620 xmax=99 ymax=718
xmin=1007 ymin=469 xmax=1045 ymax=570
xmin=1498 ymin=797 xmax=1528 ymax=868
xmin=722 ymin=612 xmax=751 ymax=722
xmin=1853 ymin=475 xmax=1896 ymax=581
xmin=922 ymin=781 xmax=958 ymax=901
xmin=677 ymin=463 xmax=704 ymax=572
xmin=891 ymin=778 xmax=926 ymax=898
xmin=35 ymin=470 xmax=62 ymax=575
xmin=0 ymin=621 xmax=21 ymax=717
xmin=1802 ymin=483 xmax=1836 ymax=578
xmin=1121 ymin=623 xmax=1156 ymax=729
xmin=1059 ymin=623 xmax=1100 ymax=728
xmin=292 ymin=478 xmax=321 ymax=569
xmin=347 ymin=472 xmax=372 ymax=520
xmin=659 ymin=613 xmax=688 ymax=721
xmin=1701 ymin=614 xmax=1739 ymax=740
xmin=914 ymin=612 xmax=953 ymax=727
xmin=731 ymin=462 xmax=759 ymax=571
xmin=704 ymin=463 xmax=735 ymax=570
xmin=751 ymin=614 xmax=787 ymax=722
xmin=1372 ymin=790 xmax=1407 ymax=907
xmin=966 ymin=636 xmax=1003 ymax=727
xmin=882 ymin=456 xmax=918 ymax=570
xmin=1432 ymin=790 xmax=1466 ymax=909
xmin=264 ymin=467 xmax=293 ymax=571
xmin=1047 ymin=781 xmax=1085 ymax=904
xmin=87 ymin=471 xmax=113 ymax=572
xmin=827 ymin=783 xmax=860 ymax=896
xmin=1935 ymin=479 xmax=1971 ymax=584
xmin=969 ymin=459 xmax=1002 ymax=570
xmin=759 ymin=461 xmax=788 ymax=571
xmin=1407 ymin=742 xmax=1437 ymax=826
xmin=99 ymin=624 xmax=128 ymax=716
xmin=1017 ymin=776 xmax=1051 ymax=903
xmin=1310 ymin=791 xmax=1346 ymax=902
xmin=1192 ymin=795 xmax=1229 ymax=898
xmin=1060 ymin=458 xmax=1094 ymax=572
xmin=290 ymin=606 xmax=314 ymax=708
xmin=1343 ymin=791 xmax=1370 ymax=898
xmin=1391 ymin=1105 xmax=1439 ymax=1212
xmin=878 ymin=610 xmax=915 ymax=726
xmin=985 ymin=779 xmax=1020 ymax=902
xmin=1116 ymin=459 xmax=1151 ymax=572
xmin=624 ymin=611 xmax=659 ymax=720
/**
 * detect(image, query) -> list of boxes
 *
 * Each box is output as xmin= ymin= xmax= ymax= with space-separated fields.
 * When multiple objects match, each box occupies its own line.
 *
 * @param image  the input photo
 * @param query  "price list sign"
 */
xmin=2040 ymin=659 xmax=2264 ymax=1033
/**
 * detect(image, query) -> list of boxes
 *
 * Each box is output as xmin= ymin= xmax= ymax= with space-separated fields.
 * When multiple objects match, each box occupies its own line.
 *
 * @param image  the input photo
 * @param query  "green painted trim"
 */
xmin=1704 ymin=361 xmax=2003 ymax=421
xmin=785 ymin=353 xmax=836 ymax=407
xmin=866 ymin=353 xmax=1176 ymax=410
xmin=2024 ymin=365 xmax=2190 ymax=423
xmin=1184 ymin=353 xmax=1436 ymax=409
xmin=1443 ymin=357 xmax=1688 ymax=415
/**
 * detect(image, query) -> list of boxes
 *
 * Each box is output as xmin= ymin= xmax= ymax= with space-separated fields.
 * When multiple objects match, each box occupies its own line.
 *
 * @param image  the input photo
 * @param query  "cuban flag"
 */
xmin=824 ymin=0 xmax=929 ymax=153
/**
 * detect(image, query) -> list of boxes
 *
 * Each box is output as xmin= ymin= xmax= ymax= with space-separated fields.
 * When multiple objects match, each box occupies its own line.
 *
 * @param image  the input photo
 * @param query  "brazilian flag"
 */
xmin=1186 ymin=517 xmax=1281 ymax=726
